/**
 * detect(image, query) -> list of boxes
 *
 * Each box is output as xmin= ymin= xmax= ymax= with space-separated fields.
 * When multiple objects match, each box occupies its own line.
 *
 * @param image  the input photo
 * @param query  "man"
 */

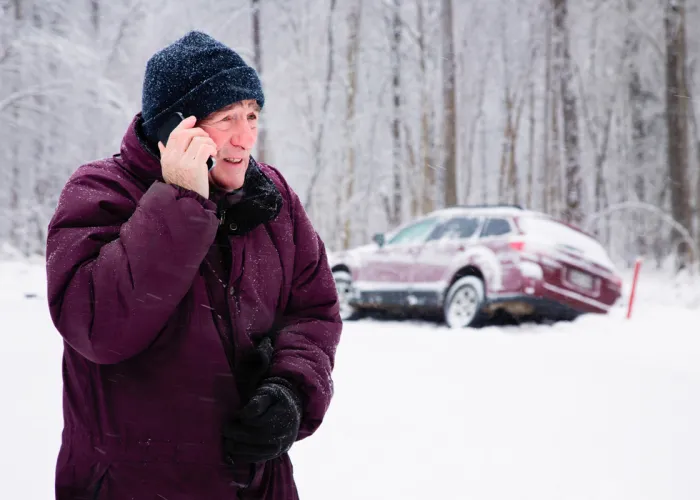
xmin=46 ymin=31 xmax=342 ymax=499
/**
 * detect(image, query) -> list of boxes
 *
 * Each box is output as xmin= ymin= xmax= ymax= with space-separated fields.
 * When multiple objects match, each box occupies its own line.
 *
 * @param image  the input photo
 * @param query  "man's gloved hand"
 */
xmin=224 ymin=377 xmax=302 ymax=464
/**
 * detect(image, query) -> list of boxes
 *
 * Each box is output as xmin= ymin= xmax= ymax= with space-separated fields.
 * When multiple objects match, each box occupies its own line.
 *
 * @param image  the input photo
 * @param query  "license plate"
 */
xmin=569 ymin=269 xmax=594 ymax=290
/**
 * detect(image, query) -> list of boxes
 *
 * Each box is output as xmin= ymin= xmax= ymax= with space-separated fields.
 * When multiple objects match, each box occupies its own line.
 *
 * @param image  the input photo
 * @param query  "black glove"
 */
xmin=236 ymin=336 xmax=275 ymax=401
xmin=224 ymin=377 xmax=302 ymax=464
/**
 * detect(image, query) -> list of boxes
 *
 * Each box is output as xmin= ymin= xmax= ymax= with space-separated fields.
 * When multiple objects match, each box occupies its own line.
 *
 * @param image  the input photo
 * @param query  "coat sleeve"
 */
xmin=268 ymin=185 xmax=342 ymax=440
xmin=46 ymin=166 xmax=220 ymax=365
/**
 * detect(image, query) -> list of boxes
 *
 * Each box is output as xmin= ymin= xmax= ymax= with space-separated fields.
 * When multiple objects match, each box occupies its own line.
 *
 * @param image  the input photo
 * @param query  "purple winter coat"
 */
xmin=45 ymin=114 xmax=342 ymax=499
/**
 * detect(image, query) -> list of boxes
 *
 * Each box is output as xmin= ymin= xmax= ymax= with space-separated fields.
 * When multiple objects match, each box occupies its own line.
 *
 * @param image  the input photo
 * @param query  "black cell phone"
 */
xmin=156 ymin=112 xmax=215 ymax=171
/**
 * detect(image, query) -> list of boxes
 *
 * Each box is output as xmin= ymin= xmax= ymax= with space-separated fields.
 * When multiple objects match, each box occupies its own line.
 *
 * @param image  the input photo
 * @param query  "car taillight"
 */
xmin=509 ymin=241 xmax=525 ymax=251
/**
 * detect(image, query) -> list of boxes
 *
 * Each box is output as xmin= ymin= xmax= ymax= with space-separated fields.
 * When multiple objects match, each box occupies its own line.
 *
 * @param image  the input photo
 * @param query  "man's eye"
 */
xmin=248 ymin=114 xmax=258 ymax=120
xmin=221 ymin=116 xmax=232 ymax=122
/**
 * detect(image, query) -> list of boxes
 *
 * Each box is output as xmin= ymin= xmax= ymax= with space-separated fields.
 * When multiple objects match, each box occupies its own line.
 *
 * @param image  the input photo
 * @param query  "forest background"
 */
xmin=1 ymin=0 xmax=698 ymax=270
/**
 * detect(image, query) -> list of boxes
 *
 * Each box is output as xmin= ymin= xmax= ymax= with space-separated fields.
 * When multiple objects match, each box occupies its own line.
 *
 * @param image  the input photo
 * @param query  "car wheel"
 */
xmin=444 ymin=276 xmax=485 ymax=328
xmin=332 ymin=270 xmax=361 ymax=321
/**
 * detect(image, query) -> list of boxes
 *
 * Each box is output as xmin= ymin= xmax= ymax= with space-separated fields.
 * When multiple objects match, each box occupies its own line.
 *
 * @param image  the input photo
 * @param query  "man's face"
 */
xmin=198 ymin=99 xmax=260 ymax=191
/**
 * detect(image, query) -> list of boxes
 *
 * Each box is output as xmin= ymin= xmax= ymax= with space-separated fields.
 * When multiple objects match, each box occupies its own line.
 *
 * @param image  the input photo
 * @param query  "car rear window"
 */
xmin=480 ymin=218 xmax=512 ymax=237
xmin=517 ymin=216 xmax=615 ymax=269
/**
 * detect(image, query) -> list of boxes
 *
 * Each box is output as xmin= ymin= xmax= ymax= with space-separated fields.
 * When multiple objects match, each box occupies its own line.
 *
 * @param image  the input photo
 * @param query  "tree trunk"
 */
xmin=629 ymin=64 xmax=645 ymax=206
xmin=442 ymin=0 xmax=457 ymax=207
xmin=498 ymin=92 xmax=524 ymax=205
xmin=342 ymin=0 xmax=362 ymax=249
xmin=689 ymin=67 xmax=700 ymax=245
xmin=251 ymin=0 xmax=266 ymax=164
xmin=552 ymin=0 xmax=582 ymax=225
xmin=627 ymin=0 xmax=649 ymax=256
xmin=527 ymin=77 xmax=535 ymax=209
xmin=665 ymin=0 xmax=692 ymax=266
xmin=507 ymin=94 xmax=525 ymax=206
xmin=498 ymin=12 xmax=511 ymax=204
xmin=550 ymin=78 xmax=561 ymax=217
xmin=303 ymin=0 xmax=336 ymax=215
xmin=480 ymin=116 xmax=487 ymax=204
xmin=10 ymin=0 xmax=27 ymax=252
xmin=627 ymin=0 xmax=646 ymax=206
xmin=498 ymin=91 xmax=510 ymax=203
xmin=542 ymin=2 xmax=552 ymax=214
xmin=91 ymin=0 xmax=99 ymax=32
xmin=9 ymin=0 xmax=22 ymax=220
xmin=389 ymin=0 xmax=402 ymax=225
xmin=418 ymin=0 xmax=435 ymax=215
xmin=464 ymin=55 xmax=488 ymax=207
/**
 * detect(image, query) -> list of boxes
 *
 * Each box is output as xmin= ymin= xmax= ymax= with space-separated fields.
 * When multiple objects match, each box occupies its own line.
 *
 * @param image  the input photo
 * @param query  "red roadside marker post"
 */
xmin=627 ymin=258 xmax=643 ymax=319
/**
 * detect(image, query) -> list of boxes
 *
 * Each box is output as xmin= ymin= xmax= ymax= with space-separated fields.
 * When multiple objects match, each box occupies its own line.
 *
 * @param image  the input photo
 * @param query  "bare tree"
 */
xmin=302 ymin=0 xmax=337 ymax=215
xmin=626 ymin=0 xmax=653 ymax=256
xmin=552 ymin=0 xmax=582 ymax=225
xmin=463 ymin=54 xmax=490 ymax=206
xmin=387 ymin=0 xmax=402 ymax=226
xmin=665 ymin=0 xmax=693 ymax=264
xmin=527 ymin=62 xmax=536 ymax=209
xmin=497 ymin=9 xmax=535 ymax=207
xmin=91 ymin=0 xmax=99 ymax=33
xmin=442 ymin=0 xmax=457 ymax=207
xmin=627 ymin=0 xmax=648 ymax=207
xmin=541 ymin=0 xmax=554 ymax=214
xmin=576 ymin=49 xmax=627 ymax=214
xmin=251 ymin=0 xmax=267 ymax=164
xmin=417 ymin=0 xmax=436 ymax=215
xmin=341 ymin=0 xmax=363 ymax=249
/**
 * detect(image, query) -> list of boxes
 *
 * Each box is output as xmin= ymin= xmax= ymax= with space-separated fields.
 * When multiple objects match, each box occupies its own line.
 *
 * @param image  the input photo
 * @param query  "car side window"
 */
xmin=387 ymin=218 xmax=439 ymax=245
xmin=428 ymin=217 xmax=480 ymax=241
xmin=480 ymin=218 xmax=511 ymax=238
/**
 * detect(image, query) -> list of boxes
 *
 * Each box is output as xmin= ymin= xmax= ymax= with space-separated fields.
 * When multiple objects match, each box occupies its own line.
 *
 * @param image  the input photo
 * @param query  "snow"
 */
xmin=2 ymin=259 xmax=700 ymax=499
xmin=517 ymin=215 xmax=618 ymax=272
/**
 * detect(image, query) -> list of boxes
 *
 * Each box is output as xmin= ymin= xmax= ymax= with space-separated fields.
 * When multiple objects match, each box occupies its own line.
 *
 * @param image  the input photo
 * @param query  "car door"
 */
xmin=409 ymin=215 xmax=482 ymax=304
xmin=355 ymin=216 xmax=441 ymax=305
xmin=475 ymin=216 xmax=520 ymax=294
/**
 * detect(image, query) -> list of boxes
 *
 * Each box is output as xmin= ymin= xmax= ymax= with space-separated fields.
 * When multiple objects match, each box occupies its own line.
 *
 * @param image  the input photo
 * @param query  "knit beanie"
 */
xmin=141 ymin=31 xmax=265 ymax=143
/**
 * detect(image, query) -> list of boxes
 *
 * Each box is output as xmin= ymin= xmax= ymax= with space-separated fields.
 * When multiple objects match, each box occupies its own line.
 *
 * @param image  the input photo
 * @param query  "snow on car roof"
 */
xmin=430 ymin=206 xmax=533 ymax=218
xmin=428 ymin=207 xmax=599 ymax=242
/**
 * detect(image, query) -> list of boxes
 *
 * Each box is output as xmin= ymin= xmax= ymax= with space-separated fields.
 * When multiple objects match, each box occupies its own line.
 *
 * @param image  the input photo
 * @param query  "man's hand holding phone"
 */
xmin=158 ymin=115 xmax=216 ymax=199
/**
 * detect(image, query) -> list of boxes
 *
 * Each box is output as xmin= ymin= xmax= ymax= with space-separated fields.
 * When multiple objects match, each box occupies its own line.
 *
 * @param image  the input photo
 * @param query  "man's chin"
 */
xmin=210 ymin=163 xmax=247 ymax=191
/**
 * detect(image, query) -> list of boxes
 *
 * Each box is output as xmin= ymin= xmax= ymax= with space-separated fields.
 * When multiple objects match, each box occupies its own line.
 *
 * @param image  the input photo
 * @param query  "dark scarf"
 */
xmin=209 ymin=159 xmax=283 ymax=237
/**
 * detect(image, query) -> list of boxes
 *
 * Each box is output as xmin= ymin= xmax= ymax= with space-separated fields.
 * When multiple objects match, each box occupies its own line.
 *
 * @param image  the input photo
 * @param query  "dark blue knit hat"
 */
xmin=141 ymin=31 xmax=264 ymax=142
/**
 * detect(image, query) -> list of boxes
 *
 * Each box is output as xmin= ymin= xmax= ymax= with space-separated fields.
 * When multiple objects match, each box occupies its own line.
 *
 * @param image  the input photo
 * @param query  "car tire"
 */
xmin=332 ymin=270 xmax=362 ymax=321
xmin=443 ymin=275 xmax=485 ymax=328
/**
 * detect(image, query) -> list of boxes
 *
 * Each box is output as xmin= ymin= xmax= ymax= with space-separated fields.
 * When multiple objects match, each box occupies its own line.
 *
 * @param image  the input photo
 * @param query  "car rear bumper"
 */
xmin=490 ymin=276 xmax=619 ymax=315
xmin=484 ymin=294 xmax=584 ymax=320
xmin=539 ymin=281 xmax=617 ymax=313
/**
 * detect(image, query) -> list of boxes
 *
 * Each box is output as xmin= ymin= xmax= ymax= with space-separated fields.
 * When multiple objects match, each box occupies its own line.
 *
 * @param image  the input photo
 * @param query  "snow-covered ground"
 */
xmin=2 ymin=258 xmax=700 ymax=499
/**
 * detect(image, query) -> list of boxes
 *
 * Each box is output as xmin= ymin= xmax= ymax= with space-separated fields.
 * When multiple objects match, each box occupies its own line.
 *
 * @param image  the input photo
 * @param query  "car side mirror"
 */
xmin=372 ymin=232 xmax=385 ymax=247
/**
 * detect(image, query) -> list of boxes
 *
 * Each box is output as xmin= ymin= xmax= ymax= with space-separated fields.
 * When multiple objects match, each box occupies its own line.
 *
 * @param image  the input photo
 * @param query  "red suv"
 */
xmin=329 ymin=205 xmax=623 ymax=327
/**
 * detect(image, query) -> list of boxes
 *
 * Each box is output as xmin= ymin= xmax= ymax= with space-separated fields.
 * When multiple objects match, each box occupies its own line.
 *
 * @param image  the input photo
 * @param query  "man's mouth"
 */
xmin=224 ymin=158 xmax=245 ymax=165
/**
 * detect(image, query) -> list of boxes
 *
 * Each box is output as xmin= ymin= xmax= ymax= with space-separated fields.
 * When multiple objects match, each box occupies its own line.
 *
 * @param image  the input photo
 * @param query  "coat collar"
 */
xmin=211 ymin=158 xmax=283 ymax=236
xmin=117 ymin=113 xmax=164 ymax=185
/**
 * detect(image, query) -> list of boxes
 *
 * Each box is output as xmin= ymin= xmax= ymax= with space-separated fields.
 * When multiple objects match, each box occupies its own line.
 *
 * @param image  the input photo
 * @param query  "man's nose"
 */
xmin=229 ymin=121 xmax=254 ymax=147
